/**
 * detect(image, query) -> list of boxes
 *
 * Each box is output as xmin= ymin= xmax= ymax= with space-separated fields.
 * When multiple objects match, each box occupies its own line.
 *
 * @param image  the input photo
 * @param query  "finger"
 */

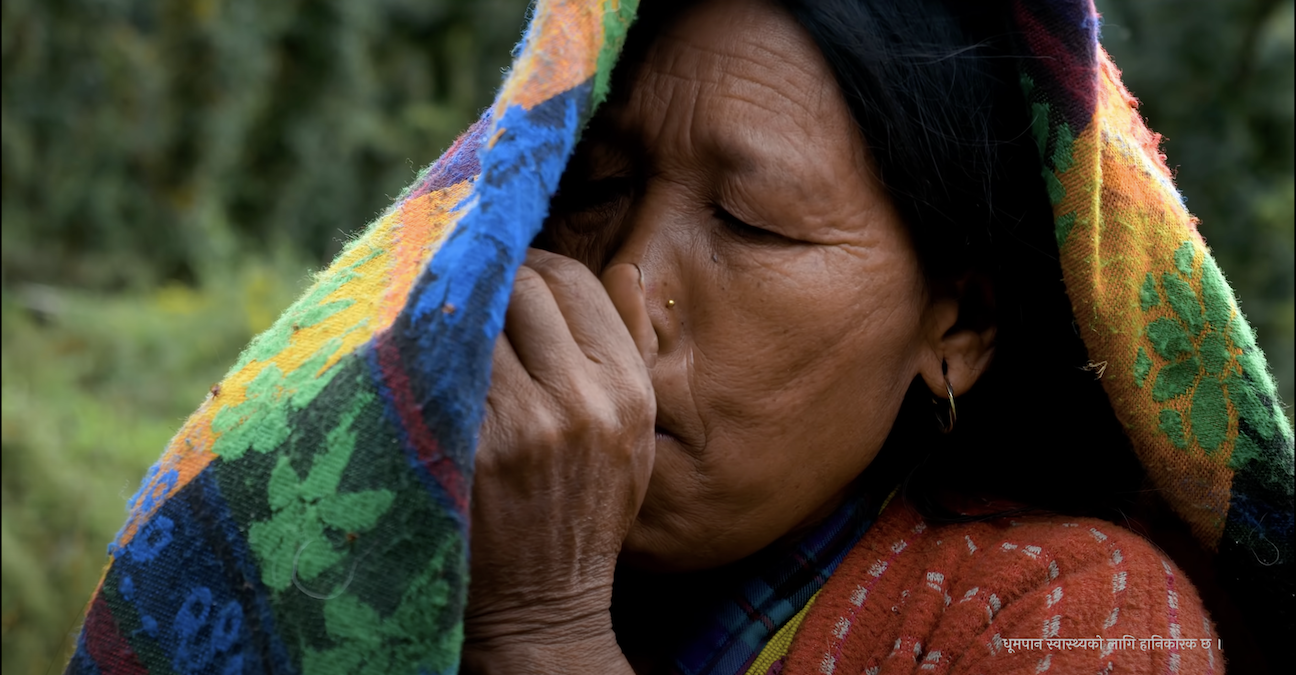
xmin=523 ymin=248 xmax=639 ymax=367
xmin=488 ymin=331 xmax=530 ymax=394
xmin=602 ymin=262 xmax=658 ymax=370
xmin=503 ymin=264 xmax=585 ymax=380
xmin=481 ymin=335 xmax=529 ymax=448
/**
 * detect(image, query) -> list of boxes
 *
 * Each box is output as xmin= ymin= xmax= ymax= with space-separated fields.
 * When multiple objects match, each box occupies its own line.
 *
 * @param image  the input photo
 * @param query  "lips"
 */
xmin=653 ymin=372 xmax=699 ymax=454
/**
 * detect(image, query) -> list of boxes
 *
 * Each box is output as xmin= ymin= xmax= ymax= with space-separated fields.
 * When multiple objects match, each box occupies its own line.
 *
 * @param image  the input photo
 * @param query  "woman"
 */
xmin=68 ymin=0 xmax=1291 ymax=674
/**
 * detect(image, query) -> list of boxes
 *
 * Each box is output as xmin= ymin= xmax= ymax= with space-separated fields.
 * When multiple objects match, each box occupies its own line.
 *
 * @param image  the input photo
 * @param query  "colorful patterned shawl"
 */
xmin=66 ymin=1 xmax=1293 ymax=673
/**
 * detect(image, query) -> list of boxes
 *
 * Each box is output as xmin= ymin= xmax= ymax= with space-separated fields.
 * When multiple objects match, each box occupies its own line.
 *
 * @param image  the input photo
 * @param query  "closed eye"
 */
xmin=715 ymin=205 xmax=793 ymax=244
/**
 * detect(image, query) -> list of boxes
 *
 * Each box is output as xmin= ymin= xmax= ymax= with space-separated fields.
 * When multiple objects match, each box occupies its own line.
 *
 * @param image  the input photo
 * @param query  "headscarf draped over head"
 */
xmin=66 ymin=1 xmax=1292 ymax=673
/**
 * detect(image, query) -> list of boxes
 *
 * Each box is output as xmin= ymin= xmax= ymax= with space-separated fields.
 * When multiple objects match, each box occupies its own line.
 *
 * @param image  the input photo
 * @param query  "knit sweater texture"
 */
xmin=773 ymin=503 xmax=1219 ymax=674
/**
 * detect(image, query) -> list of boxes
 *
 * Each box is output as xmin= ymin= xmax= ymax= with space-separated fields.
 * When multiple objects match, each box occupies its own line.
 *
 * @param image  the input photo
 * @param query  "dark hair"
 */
xmin=779 ymin=0 xmax=1146 ymax=521
xmin=780 ymin=0 xmax=1030 ymax=281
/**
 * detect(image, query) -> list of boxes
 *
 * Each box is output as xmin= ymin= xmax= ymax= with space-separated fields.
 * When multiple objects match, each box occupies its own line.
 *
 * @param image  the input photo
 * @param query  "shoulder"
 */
xmin=784 ymin=504 xmax=1222 ymax=675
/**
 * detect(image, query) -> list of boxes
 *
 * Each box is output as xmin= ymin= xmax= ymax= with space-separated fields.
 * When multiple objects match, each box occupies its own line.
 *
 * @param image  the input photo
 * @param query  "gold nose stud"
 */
xmin=666 ymin=299 xmax=676 ymax=308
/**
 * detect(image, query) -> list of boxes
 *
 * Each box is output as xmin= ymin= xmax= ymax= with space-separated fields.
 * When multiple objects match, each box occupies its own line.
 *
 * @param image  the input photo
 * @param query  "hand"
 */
xmin=463 ymin=249 xmax=657 ymax=673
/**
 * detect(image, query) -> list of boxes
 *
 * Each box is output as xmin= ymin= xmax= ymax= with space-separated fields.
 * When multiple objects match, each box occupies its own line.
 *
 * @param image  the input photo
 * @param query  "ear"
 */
xmin=917 ymin=273 xmax=997 ymax=399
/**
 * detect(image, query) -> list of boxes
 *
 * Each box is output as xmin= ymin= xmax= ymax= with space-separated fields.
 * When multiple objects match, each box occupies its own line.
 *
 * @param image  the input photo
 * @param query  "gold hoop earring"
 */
xmin=934 ymin=363 xmax=957 ymax=434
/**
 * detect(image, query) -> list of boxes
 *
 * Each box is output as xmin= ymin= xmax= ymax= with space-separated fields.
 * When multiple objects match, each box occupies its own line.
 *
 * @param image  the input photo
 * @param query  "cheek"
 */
xmin=693 ymin=245 xmax=927 ymax=437
xmin=630 ymin=242 xmax=928 ymax=568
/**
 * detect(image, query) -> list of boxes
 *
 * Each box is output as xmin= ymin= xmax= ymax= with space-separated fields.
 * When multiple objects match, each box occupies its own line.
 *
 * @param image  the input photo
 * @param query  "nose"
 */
xmin=599 ymin=262 xmax=659 ymax=369
xmin=603 ymin=200 xmax=682 ymax=359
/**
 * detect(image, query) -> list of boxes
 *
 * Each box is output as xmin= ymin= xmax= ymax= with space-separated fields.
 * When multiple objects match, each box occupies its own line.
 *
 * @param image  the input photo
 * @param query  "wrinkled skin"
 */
xmin=462 ymin=0 xmax=995 ymax=672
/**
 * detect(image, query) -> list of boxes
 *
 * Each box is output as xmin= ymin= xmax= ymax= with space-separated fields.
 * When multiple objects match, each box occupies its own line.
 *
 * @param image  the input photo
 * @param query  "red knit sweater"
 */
xmin=782 ymin=503 xmax=1221 ymax=674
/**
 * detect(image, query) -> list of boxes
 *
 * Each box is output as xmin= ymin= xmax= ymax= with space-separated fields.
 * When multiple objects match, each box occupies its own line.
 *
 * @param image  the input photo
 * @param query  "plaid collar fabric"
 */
xmin=664 ymin=486 xmax=884 ymax=675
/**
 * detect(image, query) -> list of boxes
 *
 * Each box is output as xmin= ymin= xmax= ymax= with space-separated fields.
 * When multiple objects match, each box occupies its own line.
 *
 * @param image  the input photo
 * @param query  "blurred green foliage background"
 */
xmin=1 ymin=0 xmax=1291 ymax=672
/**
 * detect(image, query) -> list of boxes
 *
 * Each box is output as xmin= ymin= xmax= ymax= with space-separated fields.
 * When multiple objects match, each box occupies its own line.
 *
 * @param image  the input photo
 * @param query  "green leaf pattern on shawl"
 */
xmin=247 ymin=388 xmax=393 ymax=591
xmin=209 ymin=354 xmax=465 ymax=674
xmin=211 ymin=349 xmax=342 ymax=461
xmin=300 ymin=536 xmax=463 ymax=675
xmin=1136 ymin=240 xmax=1284 ymax=461
xmin=1021 ymin=72 xmax=1078 ymax=246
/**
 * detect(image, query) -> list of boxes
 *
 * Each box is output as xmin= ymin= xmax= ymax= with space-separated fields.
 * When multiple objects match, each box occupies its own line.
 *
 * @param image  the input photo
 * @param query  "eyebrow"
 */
xmin=704 ymin=135 xmax=763 ymax=177
xmin=584 ymin=115 xmax=771 ymax=187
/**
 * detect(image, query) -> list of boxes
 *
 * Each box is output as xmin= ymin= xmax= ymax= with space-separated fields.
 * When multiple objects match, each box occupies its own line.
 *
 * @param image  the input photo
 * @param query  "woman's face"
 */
xmin=542 ymin=0 xmax=980 ymax=571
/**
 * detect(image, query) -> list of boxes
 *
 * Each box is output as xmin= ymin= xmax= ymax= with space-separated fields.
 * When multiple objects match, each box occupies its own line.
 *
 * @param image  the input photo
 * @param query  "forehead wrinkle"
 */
xmin=648 ymin=29 xmax=829 ymax=125
xmin=699 ymin=92 xmax=826 ymax=176
xmin=602 ymin=1 xmax=865 ymax=224
xmin=625 ymin=65 xmax=702 ymax=166
xmin=623 ymin=53 xmax=838 ymax=185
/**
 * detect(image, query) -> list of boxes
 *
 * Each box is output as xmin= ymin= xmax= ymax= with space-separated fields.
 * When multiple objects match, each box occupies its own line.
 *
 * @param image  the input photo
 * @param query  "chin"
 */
xmin=619 ymin=520 xmax=712 ymax=574
xmin=619 ymin=513 xmax=767 ymax=574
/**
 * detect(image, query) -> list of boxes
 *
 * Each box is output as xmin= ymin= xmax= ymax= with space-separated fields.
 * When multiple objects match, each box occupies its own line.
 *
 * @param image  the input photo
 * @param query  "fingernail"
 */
xmin=632 ymin=263 xmax=644 ymax=291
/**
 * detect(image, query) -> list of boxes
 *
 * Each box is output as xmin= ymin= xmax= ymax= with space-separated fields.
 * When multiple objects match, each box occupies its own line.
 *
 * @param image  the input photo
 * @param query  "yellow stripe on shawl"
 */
xmin=744 ymin=590 xmax=822 ymax=675
xmin=743 ymin=489 xmax=899 ymax=675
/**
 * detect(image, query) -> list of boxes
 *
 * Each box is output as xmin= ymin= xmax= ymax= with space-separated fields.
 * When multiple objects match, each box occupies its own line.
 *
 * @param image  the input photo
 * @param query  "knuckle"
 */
xmin=610 ymin=372 xmax=655 ymax=415
xmin=528 ymin=249 xmax=581 ymax=274
xmin=476 ymin=410 xmax=513 ymax=473
xmin=591 ymin=401 xmax=623 ymax=438
xmin=528 ymin=408 xmax=566 ymax=450
xmin=629 ymin=372 xmax=655 ymax=405
xmin=511 ymin=266 xmax=548 ymax=296
xmin=565 ymin=397 xmax=613 ymax=440
xmin=530 ymin=256 xmax=594 ymax=292
xmin=474 ymin=437 xmax=504 ymax=477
